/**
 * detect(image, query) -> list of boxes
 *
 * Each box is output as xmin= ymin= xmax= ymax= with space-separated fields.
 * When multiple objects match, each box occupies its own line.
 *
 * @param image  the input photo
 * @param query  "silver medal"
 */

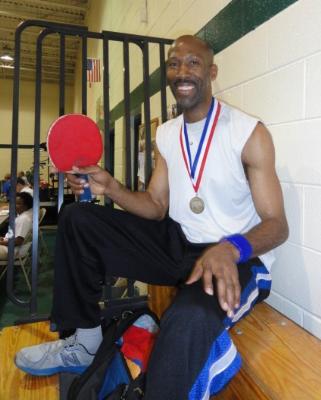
xmin=189 ymin=196 xmax=205 ymax=214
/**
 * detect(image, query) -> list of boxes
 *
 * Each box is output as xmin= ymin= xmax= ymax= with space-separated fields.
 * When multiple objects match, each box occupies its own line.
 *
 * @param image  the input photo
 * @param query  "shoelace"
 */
xmin=48 ymin=335 xmax=78 ymax=355
xmin=49 ymin=334 xmax=95 ymax=357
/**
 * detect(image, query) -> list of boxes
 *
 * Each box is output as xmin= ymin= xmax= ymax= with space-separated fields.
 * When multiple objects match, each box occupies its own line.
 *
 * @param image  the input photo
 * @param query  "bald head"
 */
xmin=168 ymin=35 xmax=214 ymax=65
xmin=166 ymin=34 xmax=217 ymax=120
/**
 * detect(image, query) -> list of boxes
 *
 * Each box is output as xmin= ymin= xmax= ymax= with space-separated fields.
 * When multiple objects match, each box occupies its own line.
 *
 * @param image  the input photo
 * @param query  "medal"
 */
xmin=189 ymin=196 xmax=205 ymax=214
xmin=180 ymin=98 xmax=221 ymax=214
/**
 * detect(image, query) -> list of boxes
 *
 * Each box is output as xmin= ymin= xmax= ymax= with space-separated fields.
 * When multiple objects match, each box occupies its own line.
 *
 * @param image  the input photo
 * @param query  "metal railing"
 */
xmin=6 ymin=19 xmax=173 ymax=321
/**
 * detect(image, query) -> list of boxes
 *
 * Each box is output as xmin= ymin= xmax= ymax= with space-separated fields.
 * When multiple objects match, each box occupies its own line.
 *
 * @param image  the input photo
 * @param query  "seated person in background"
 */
xmin=16 ymin=177 xmax=33 ymax=197
xmin=1 ymin=173 xmax=11 ymax=201
xmin=0 ymin=192 xmax=33 ymax=260
xmin=18 ymin=171 xmax=29 ymax=185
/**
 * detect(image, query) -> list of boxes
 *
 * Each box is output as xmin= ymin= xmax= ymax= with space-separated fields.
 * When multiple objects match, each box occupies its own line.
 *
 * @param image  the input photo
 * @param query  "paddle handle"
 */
xmin=77 ymin=174 xmax=92 ymax=202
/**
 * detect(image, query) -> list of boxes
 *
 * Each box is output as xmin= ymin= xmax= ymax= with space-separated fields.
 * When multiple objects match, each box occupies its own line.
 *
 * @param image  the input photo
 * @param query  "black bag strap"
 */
xmin=113 ymin=308 xmax=159 ymax=340
xmin=104 ymin=373 xmax=145 ymax=400
xmin=67 ymin=318 xmax=118 ymax=400
xmin=68 ymin=307 xmax=159 ymax=400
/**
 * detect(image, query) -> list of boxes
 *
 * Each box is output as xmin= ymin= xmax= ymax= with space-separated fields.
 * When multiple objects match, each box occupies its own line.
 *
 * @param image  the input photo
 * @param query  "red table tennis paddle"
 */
xmin=47 ymin=114 xmax=103 ymax=202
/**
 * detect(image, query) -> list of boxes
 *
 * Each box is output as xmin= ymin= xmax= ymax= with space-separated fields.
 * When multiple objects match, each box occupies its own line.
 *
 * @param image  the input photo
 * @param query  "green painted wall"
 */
xmin=198 ymin=0 xmax=298 ymax=53
xmin=110 ymin=0 xmax=298 ymax=123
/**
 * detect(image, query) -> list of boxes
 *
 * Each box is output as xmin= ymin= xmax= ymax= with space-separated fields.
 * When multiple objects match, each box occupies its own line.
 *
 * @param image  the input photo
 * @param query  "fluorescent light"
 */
xmin=0 ymin=54 xmax=14 ymax=61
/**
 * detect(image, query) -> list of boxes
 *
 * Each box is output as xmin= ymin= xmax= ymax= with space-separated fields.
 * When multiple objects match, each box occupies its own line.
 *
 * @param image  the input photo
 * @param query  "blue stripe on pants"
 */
xmin=224 ymin=265 xmax=271 ymax=328
xmin=189 ymin=329 xmax=241 ymax=399
xmin=189 ymin=264 xmax=271 ymax=399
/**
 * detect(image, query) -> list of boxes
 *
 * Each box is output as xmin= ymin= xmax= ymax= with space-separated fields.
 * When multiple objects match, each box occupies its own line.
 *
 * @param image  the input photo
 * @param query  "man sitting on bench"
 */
xmin=15 ymin=35 xmax=288 ymax=399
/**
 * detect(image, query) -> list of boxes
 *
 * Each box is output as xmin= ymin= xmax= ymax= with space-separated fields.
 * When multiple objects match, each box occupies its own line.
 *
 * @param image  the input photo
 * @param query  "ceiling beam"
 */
xmin=16 ymin=0 xmax=89 ymax=13
xmin=0 ymin=10 xmax=84 ymax=24
xmin=0 ymin=40 xmax=79 ymax=54
xmin=21 ymin=53 xmax=76 ymax=63
xmin=0 ymin=71 xmax=75 ymax=84
xmin=0 ymin=0 xmax=89 ymax=84
xmin=0 ymin=64 xmax=73 ymax=75
xmin=0 ymin=26 xmax=82 ymax=46
xmin=10 ymin=60 xmax=75 ymax=73
xmin=0 ymin=67 xmax=75 ymax=83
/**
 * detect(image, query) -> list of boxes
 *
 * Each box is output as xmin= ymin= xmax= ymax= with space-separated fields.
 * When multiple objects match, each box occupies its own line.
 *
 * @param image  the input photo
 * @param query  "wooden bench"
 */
xmin=148 ymin=286 xmax=321 ymax=399
xmin=1 ymin=288 xmax=321 ymax=399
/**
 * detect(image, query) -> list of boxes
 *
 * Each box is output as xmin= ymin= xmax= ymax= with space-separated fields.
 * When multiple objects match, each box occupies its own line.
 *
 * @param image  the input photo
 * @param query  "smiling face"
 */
xmin=166 ymin=35 xmax=217 ymax=122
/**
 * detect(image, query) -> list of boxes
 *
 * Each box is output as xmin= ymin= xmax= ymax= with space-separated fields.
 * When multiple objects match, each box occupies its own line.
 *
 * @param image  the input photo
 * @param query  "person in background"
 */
xmin=15 ymin=35 xmax=288 ymax=399
xmin=1 ymin=173 xmax=11 ymax=201
xmin=16 ymin=177 xmax=33 ymax=197
xmin=18 ymin=171 xmax=29 ymax=185
xmin=0 ymin=192 xmax=33 ymax=260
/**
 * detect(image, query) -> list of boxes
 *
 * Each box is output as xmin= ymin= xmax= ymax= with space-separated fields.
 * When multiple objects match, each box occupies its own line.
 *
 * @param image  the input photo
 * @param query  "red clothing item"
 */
xmin=121 ymin=325 xmax=158 ymax=372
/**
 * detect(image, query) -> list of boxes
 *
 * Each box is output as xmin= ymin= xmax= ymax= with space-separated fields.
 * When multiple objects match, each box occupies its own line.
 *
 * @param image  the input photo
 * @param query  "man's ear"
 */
xmin=210 ymin=64 xmax=218 ymax=81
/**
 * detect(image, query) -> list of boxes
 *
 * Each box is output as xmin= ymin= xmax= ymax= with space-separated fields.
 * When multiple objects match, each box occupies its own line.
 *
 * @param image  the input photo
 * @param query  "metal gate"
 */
xmin=6 ymin=19 xmax=173 ymax=321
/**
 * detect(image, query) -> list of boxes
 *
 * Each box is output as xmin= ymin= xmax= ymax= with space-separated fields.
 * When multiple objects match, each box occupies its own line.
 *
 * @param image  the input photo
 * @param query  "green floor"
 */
xmin=0 ymin=226 xmax=147 ymax=329
xmin=0 ymin=228 xmax=56 ymax=328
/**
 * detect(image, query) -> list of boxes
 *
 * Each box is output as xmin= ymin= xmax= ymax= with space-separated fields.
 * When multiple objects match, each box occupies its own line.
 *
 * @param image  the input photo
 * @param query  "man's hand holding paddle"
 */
xmin=47 ymin=114 xmax=103 ymax=202
xmin=48 ymin=113 xmax=169 ymax=219
xmin=64 ymin=165 xmax=113 ymax=197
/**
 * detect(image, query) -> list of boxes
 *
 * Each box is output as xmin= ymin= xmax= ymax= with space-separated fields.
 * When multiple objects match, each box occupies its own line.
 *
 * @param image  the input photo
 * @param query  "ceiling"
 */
xmin=0 ymin=0 xmax=90 ymax=84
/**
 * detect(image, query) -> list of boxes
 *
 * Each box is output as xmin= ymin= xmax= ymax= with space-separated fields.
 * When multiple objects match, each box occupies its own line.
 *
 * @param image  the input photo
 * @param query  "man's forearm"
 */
xmin=244 ymin=217 xmax=289 ymax=257
xmin=104 ymin=178 xmax=167 ymax=220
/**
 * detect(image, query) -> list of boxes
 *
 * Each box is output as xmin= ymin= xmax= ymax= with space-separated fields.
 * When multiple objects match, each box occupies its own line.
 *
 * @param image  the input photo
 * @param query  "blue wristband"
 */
xmin=222 ymin=234 xmax=253 ymax=263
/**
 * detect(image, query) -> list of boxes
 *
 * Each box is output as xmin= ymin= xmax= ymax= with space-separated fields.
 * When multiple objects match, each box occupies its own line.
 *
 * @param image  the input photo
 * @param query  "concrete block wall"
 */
xmin=85 ymin=0 xmax=231 ymax=183
xmin=214 ymin=0 xmax=321 ymax=338
xmin=84 ymin=0 xmax=321 ymax=339
xmin=86 ymin=0 xmax=231 ymax=108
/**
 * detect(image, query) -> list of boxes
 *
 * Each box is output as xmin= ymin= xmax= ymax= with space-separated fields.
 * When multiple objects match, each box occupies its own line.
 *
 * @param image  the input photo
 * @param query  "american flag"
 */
xmin=87 ymin=58 xmax=101 ymax=85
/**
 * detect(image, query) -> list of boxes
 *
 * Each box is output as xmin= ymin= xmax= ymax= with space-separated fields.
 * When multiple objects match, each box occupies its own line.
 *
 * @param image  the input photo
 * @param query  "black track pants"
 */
xmin=51 ymin=202 xmax=271 ymax=399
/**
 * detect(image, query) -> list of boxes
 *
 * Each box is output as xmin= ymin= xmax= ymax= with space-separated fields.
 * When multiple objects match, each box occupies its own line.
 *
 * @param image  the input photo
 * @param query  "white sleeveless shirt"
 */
xmin=156 ymin=100 xmax=275 ymax=270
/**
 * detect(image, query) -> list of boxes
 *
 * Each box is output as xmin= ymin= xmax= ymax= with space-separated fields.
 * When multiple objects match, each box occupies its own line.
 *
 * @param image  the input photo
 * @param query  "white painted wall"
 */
xmin=80 ymin=0 xmax=321 ymax=338
xmin=213 ymin=0 xmax=321 ymax=339
xmin=84 ymin=0 xmax=231 ymax=183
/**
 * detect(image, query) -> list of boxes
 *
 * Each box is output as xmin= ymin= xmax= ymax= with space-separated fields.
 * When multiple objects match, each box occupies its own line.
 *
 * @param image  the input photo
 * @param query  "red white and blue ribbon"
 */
xmin=180 ymin=98 xmax=221 ymax=194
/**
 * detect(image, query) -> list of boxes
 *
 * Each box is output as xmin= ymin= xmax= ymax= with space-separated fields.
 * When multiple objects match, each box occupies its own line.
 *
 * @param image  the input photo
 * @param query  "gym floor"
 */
xmin=0 ymin=227 xmax=56 ymax=329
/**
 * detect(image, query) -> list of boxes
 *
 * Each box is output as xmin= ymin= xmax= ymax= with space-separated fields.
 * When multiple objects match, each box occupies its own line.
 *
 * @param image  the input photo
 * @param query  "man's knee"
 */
xmin=162 ymin=283 xmax=224 ymax=329
xmin=58 ymin=202 xmax=88 ymax=227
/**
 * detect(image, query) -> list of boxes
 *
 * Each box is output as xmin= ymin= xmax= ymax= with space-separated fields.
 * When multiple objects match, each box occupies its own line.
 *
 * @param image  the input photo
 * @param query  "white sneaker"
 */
xmin=15 ymin=334 xmax=95 ymax=376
